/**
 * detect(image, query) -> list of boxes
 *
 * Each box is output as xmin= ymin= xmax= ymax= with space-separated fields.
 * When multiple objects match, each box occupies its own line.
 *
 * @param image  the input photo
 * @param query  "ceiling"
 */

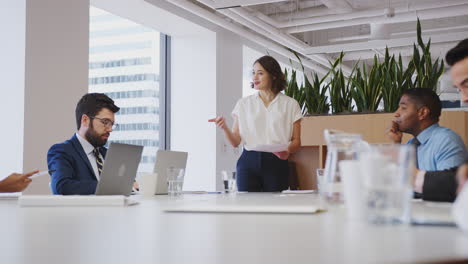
xmin=158 ymin=0 xmax=468 ymax=74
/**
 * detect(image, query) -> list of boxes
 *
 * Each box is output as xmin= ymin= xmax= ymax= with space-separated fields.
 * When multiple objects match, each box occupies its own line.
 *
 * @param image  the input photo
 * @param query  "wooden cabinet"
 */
xmin=290 ymin=110 xmax=468 ymax=190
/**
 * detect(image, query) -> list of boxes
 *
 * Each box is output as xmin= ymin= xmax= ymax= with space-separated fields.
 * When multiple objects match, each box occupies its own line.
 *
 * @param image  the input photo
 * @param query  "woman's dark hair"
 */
xmin=75 ymin=93 xmax=120 ymax=130
xmin=254 ymin=55 xmax=287 ymax=94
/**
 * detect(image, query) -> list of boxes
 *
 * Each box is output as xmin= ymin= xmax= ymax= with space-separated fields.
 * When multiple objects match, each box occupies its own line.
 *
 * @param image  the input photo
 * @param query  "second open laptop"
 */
xmin=153 ymin=150 xmax=188 ymax=195
xmin=95 ymin=143 xmax=143 ymax=196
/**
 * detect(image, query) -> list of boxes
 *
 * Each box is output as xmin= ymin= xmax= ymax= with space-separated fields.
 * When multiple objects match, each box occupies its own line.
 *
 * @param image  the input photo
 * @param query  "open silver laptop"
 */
xmin=154 ymin=150 xmax=188 ymax=195
xmin=95 ymin=143 xmax=143 ymax=196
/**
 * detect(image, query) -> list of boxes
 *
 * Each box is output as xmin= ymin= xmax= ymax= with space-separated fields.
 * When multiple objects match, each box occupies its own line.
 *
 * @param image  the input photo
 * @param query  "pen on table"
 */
xmin=410 ymin=219 xmax=457 ymax=227
xmin=30 ymin=170 xmax=56 ymax=179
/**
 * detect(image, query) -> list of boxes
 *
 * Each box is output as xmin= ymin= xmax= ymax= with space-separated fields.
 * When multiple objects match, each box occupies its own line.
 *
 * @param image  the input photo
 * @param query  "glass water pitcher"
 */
xmin=323 ymin=130 xmax=364 ymax=202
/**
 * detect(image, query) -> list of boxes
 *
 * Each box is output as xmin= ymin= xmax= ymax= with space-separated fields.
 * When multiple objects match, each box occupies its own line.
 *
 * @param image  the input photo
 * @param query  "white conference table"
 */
xmin=1 ymin=193 xmax=467 ymax=264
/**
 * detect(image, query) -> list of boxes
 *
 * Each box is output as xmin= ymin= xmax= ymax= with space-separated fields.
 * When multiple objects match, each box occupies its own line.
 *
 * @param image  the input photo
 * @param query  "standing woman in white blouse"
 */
xmin=209 ymin=55 xmax=302 ymax=192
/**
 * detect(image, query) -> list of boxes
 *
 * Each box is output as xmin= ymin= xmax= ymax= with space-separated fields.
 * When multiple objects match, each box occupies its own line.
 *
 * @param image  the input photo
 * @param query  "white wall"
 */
xmin=215 ymin=31 xmax=243 ymax=181
xmin=0 ymin=0 xmax=26 ymax=179
xmin=171 ymin=33 xmax=218 ymax=191
xmin=22 ymin=0 xmax=90 ymax=192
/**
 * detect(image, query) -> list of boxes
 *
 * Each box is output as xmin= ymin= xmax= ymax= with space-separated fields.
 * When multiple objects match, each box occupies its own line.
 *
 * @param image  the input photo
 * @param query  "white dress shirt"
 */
xmin=232 ymin=92 xmax=302 ymax=151
xmin=76 ymin=133 xmax=101 ymax=180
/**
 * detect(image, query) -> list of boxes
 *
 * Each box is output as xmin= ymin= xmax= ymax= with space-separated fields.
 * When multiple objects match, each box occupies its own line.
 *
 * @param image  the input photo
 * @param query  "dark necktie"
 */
xmin=412 ymin=137 xmax=421 ymax=169
xmin=412 ymin=137 xmax=422 ymax=199
xmin=93 ymin=148 xmax=104 ymax=176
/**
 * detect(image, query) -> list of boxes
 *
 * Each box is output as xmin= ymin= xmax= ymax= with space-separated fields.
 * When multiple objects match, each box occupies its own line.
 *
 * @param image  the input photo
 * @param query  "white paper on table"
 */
xmin=251 ymin=143 xmax=288 ymax=153
xmin=0 ymin=192 xmax=21 ymax=199
xmin=164 ymin=202 xmax=325 ymax=214
xmin=453 ymin=184 xmax=468 ymax=232
xmin=18 ymin=195 xmax=139 ymax=207
xmin=412 ymin=201 xmax=455 ymax=226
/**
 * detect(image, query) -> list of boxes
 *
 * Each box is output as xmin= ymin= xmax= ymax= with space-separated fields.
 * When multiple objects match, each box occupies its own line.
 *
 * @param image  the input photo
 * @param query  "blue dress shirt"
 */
xmin=407 ymin=124 xmax=468 ymax=171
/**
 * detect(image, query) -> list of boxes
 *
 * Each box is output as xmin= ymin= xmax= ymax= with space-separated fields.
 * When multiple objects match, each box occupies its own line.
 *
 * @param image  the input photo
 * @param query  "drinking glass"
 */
xmin=221 ymin=170 xmax=236 ymax=193
xmin=315 ymin=168 xmax=325 ymax=196
xmin=360 ymin=145 xmax=415 ymax=224
xmin=339 ymin=160 xmax=365 ymax=220
xmin=167 ymin=167 xmax=185 ymax=196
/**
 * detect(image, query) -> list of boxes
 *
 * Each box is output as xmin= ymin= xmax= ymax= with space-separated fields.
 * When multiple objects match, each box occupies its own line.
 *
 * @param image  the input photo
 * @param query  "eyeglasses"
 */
xmin=89 ymin=116 xmax=118 ymax=130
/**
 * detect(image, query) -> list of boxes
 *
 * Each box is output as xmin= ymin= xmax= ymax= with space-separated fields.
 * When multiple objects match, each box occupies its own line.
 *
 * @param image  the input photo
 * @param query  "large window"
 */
xmin=89 ymin=6 xmax=168 ymax=173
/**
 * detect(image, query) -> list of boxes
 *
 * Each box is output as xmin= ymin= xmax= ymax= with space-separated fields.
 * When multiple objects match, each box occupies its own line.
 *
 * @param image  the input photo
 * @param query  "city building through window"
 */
xmin=89 ymin=6 xmax=167 ymax=173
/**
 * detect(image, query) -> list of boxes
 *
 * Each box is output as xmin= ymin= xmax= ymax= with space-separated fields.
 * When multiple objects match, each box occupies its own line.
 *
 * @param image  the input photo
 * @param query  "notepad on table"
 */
xmin=18 ymin=195 xmax=138 ymax=207
xmin=164 ymin=200 xmax=325 ymax=214
xmin=411 ymin=201 xmax=456 ymax=226
xmin=0 ymin=192 xmax=21 ymax=199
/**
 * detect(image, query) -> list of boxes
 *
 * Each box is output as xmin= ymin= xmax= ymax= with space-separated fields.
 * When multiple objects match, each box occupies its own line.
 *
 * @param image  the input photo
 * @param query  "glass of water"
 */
xmin=360 ymin=145 xmax=415 ymax=224
xmin=167 ymin=167 xmax=185 ymax=196
xmin=221 ymin=170 xmax=236 ymax=193
xmin=315 ymin=168 xmax=325 ymax=196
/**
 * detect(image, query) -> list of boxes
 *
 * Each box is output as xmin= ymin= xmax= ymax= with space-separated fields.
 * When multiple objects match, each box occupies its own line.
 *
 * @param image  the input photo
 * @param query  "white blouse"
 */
xmin=232 ymin=92 xmax=302 ymax=151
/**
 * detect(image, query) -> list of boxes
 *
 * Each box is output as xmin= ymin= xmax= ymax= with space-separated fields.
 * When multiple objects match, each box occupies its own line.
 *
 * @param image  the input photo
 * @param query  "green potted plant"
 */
xmin=285 ymin=18 xmax=444 ymax=115
xmin=351 ymin=55 xmax=383 ymax=112
xmin=329 ymin=53 xmax=354 ymax=114
xmin=284 ymin=52 xmax=330 ymax=115
xmin=410 ymin=18 xmax=444 ymax=92
xmin=381 ymin=49 xmax=415 ymax=112
xmin=303 ymin=72 xmax=330 ymax=115
xmin=284 ymin=66 xmax=306 ymax=113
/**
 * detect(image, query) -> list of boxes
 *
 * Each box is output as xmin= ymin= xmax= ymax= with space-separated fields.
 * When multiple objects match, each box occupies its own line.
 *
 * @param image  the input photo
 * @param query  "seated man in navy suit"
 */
xmin=48 ymin=93 xmax=120 ymax=195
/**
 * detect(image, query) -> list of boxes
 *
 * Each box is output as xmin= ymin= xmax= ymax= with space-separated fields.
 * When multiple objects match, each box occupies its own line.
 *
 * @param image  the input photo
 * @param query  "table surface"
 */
xmin=1 ymin=193 xmax=467 ymax=264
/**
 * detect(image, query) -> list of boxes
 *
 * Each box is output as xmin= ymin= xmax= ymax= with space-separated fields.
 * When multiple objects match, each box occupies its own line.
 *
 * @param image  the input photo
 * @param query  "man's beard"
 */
xmin=85 ymin=122 xmax=109 ymax=148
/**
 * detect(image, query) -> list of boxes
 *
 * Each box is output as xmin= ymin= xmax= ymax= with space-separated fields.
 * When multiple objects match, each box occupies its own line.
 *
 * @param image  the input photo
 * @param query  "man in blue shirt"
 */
xmin=387 ymin=88 xmax=467 ymax=172
xmin=401 ymin=39 xmax=468 ymax=203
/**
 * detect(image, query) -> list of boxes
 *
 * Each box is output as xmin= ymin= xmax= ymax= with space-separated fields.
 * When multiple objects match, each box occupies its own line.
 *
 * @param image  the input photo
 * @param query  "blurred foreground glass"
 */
xmin=315 ymin=168 xmax=325 ymax=196
xmin=167 ymin=168 xmax=185 ymax=196
xmin=323 ymin=131 xmax=364 ymax=202
xmin=361 ymin=145 xmax=415 ymax=224
xmin=221 ymin=170 xmax=236 ymax=193
xmin=339 ymin=160 xmax=366 ymax=220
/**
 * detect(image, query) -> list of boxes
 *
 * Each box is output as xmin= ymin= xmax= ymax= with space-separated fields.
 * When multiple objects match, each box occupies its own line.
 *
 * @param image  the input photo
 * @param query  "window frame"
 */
xmin=159 ymin=34 xmax=171 ymax=150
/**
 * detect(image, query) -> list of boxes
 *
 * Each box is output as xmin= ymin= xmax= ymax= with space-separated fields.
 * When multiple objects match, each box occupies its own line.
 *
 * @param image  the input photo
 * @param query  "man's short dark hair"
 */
xmin=402 ymin=88 xmax=442 ymax=122
xmin=75 ymin=93 xmax=120 ymax=130
xmin=446 ymin=38 xmax=468 ymax=66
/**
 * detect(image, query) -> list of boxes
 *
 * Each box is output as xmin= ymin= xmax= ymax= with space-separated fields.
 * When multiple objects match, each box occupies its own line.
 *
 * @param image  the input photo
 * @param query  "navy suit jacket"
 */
xmin=423 ymin=167 xmax=458 ymax=202
xmin=422 ymin=158 xmax=468 ymax=202
xmin=47 ymin=134 xmax=107 ymax=195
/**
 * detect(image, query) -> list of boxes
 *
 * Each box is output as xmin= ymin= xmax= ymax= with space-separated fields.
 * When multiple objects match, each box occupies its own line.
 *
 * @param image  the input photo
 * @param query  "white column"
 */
xmin=22 ymin=0 xmax=90 ymax=193
xmin=171 ymin=32 xmax=218 ymax=191
xmin=0 ymin=0 xmax=26 ymax=179
xmin=215 ymin=30 xmax=243 ymax=187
